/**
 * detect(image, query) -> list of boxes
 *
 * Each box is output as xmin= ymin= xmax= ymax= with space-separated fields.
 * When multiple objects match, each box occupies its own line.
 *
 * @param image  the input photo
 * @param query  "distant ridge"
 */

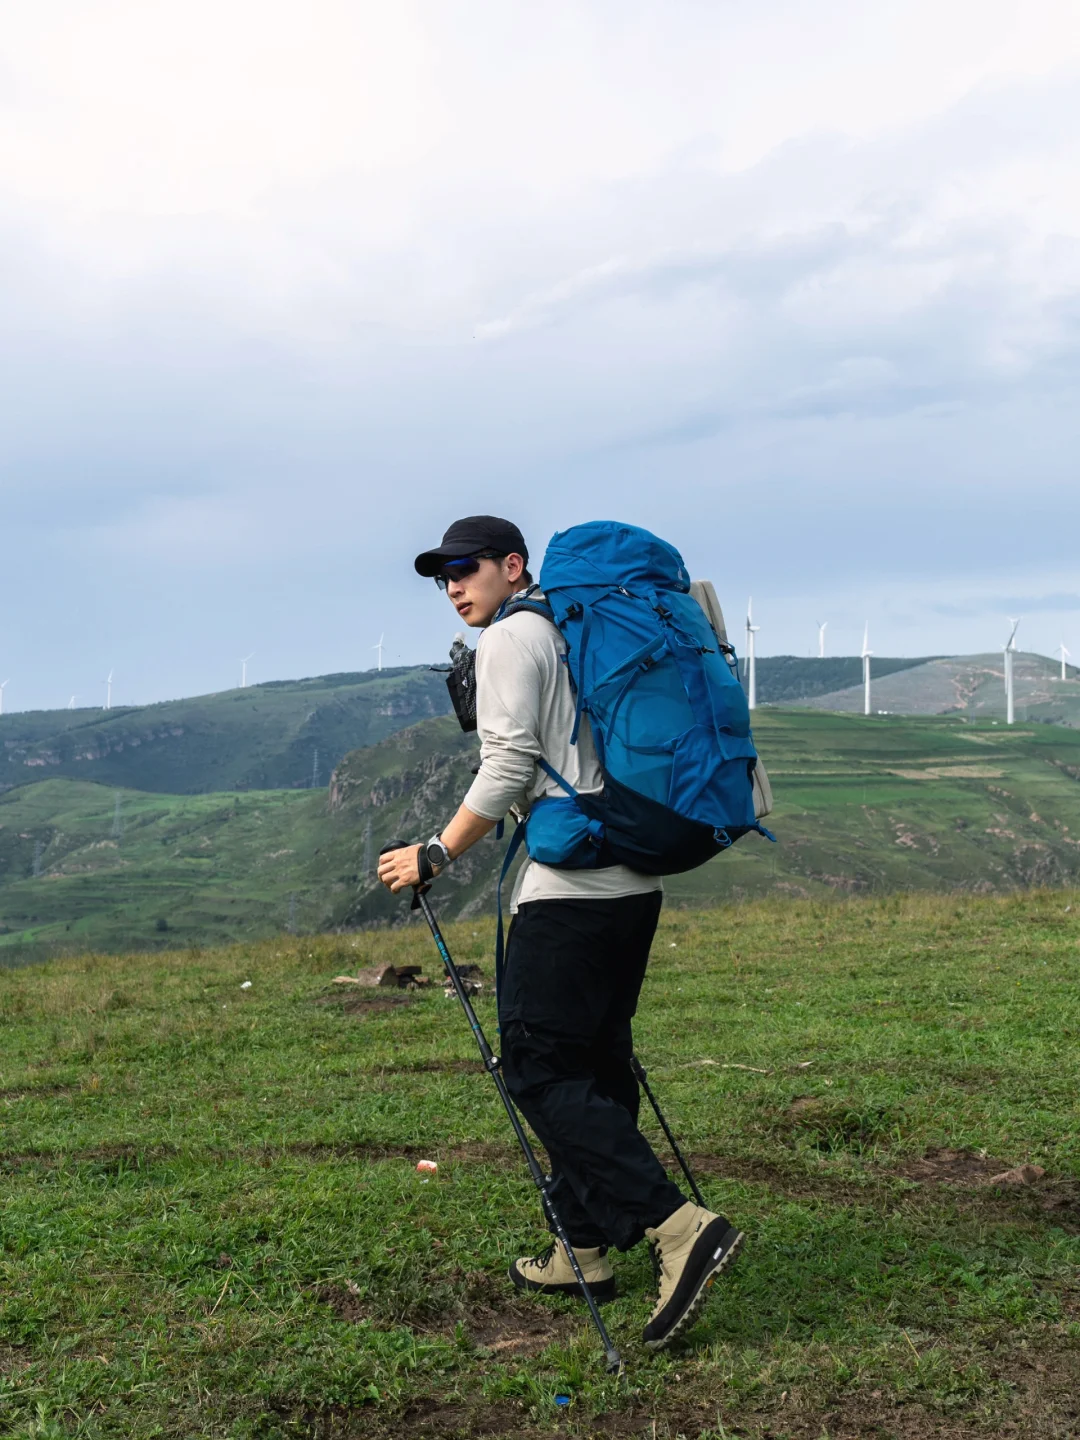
xmin=793 ymin=651 xmax=1080 ymax=725
xmin=0 ymin=667 xmax=452 ymax=795
xmin=752 ymin=655 xmax=941 ymax=705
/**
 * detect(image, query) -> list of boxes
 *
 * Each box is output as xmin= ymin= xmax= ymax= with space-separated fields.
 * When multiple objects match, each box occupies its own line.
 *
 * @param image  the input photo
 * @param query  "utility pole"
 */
xmin=287 ymin=893 xmax=297 ymax=934
xmin=311 ymin=747 xmax=320 ymax=789
xmin=111 ymin=793 xmax=123 ymax=840
xmin=363 ymin=816 xmax=373 ymax=877
xmin=32 ymin=840 xmax=43 ymax=878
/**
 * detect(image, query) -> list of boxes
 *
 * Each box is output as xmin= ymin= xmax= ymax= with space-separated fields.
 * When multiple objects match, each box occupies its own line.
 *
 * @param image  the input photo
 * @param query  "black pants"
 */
xmin=499 ymin=892 xmax=686 ymax=1253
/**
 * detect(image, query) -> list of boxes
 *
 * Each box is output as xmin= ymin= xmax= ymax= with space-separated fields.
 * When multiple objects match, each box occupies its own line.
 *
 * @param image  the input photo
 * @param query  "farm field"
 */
xmin=3 ymin=708 xmax=1079 ymax=959
xmin=1 ymin=890 xmax=1079 ymax=1438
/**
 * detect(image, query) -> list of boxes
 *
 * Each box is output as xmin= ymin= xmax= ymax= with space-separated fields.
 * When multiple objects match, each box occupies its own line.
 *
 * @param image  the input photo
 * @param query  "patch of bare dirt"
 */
xmin=315 ymin=992 xmax=416 ymax=1017
xmin=899 ymin=1147 xmax=1008 ymax=1184
xmin=317 ymin=1281 xmax=373 ymax=1325
xmin=466 ymin=1298 xmax=579 ymax=1359
xmin=283 ymin=1139 xmax=515 ymax=1166
xmin=0 ymin=1343 xmax=32 ymax=1379
xmin=0 ymin=1083 xmax=74 ymax=1100
xmin=378 ymin=1399 xmax=533 ymax=1438
xmin=0 ymin=1141 xmax=179 ymax=1173
xmin=671 ymin=1150 xmax=1080 ymax=1235
xmin=369 ymin=1058 xmax=484 ymax=1075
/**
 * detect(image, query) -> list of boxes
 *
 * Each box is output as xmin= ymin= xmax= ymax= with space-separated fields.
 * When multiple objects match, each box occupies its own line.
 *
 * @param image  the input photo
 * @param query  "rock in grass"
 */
xmin=989 ymin=1164 xmax=1046 ymax=1186
xmin=333 ymin=964 xmax=401 ymax=988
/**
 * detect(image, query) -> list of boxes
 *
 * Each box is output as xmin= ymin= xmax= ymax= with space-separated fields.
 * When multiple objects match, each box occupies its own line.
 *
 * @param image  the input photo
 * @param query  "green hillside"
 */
xmin=753 ymin=654 xmax=937 ymax=703
xmin=798 ymin=650 xmax=1080 ymax=723
xmin=0 ymin=667 xmax=452 ymax=796
xmin=4 ymin=710 xmax=1079 ymax=960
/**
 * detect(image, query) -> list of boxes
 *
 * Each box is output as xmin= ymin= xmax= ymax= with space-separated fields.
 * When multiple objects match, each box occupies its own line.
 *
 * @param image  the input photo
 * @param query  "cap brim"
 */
xmin=414 ymin=543 xmax=483 ymax=577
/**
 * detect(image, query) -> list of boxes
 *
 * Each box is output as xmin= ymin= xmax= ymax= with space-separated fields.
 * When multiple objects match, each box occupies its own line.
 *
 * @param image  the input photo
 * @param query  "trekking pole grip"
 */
xmin=379 ymin=838 xmax=431 ymax=908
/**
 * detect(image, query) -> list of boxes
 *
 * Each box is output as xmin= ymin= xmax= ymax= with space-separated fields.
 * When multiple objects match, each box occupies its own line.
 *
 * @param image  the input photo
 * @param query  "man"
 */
xmin=377 ymin=515 xmax=743 ymax=1349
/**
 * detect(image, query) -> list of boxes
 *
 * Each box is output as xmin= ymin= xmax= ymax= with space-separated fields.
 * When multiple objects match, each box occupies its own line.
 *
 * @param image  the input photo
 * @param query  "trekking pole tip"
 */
xmin=605 ymin=1347 xmax=623 ymax=1374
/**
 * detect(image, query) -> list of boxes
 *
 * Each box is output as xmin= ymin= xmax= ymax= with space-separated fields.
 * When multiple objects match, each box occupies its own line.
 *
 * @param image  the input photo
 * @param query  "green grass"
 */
xmin=4 ymin=708 xmax=1080 ymax=959
xmin=2 ymin=890 xmax=1079 ymax=1438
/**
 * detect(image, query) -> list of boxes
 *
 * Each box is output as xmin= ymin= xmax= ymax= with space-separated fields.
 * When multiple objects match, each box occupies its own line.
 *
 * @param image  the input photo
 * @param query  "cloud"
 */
xmin=1 ymin=4 xmax=1080 ymax=706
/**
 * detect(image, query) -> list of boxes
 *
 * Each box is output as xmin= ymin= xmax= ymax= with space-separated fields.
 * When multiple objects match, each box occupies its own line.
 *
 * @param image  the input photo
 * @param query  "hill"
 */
xmin=796 ymin=650 xmax=1080 ymax=723
xmin=752 ymin=654 xmax=938 ymax=703
xmin=3 ymin=651 xmax=1074 ymax=810
xmin=0 ymin=667 xmax=452 ymax=796
xmin=4 ymin=709 xmax=1080 ymax=959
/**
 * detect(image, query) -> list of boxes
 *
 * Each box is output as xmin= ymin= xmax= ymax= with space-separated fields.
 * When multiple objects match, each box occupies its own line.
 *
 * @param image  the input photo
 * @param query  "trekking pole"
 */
xmin=630 ymin=1054 xmax=706 ymax=1209
xmin=380 ymin=843 xmax=622 ymax=1375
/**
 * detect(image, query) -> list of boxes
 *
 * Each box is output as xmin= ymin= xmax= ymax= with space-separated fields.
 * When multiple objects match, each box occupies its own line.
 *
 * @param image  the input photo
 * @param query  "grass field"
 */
xmin=2 ymin=890 xmax=1079 ymax=1438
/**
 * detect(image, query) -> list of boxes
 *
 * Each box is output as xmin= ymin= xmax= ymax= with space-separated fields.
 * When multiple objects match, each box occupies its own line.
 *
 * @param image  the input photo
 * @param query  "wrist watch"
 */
xmin=424 ymin=834 xmax=452 ymax=873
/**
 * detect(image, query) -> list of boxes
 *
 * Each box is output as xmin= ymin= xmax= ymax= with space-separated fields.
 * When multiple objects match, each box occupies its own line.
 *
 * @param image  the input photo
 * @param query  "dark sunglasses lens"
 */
xmin=435 ymin=557 xmax=481 ymax=589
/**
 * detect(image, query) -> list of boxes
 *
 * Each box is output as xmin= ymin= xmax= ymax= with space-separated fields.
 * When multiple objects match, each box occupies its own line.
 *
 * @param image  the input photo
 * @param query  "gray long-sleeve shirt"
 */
xmin=463 ymin=600 xmax=662 ymax=912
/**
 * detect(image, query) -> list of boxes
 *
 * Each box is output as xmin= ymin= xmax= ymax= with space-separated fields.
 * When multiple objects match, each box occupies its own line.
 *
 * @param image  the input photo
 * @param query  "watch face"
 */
xmin=426 ymin=841 xmax=447 ymax=867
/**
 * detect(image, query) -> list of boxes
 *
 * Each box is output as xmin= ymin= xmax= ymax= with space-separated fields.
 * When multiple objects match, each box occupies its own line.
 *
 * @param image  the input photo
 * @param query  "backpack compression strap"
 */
xmin=493 ymin=759 xmax=579 ymax=1010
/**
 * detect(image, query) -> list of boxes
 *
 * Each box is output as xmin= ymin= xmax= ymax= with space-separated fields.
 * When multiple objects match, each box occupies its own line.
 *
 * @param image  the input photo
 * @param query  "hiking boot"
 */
xmin=642 ymin=1202 xmax=744 ymax=1349
xmin=509 ymin=1242 xmax=616 ymax=1301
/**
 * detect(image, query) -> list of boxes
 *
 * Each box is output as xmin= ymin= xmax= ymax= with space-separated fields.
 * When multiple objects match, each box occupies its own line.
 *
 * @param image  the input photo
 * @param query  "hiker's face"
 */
xmin=446 ymin=553 xmax=526 ymax=627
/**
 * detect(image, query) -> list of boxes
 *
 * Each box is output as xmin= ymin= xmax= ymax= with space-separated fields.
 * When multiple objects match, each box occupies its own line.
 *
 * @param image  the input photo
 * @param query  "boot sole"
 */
xmin=508 ymin=1263 xmax=616 ymax=1303
xmin=643 ymin=1224 xmax=744 ymax=1350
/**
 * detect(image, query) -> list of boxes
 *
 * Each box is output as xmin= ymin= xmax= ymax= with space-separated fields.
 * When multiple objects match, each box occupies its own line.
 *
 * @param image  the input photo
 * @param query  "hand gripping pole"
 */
xmin=379 ymin=842 xmax=622 ymax=1374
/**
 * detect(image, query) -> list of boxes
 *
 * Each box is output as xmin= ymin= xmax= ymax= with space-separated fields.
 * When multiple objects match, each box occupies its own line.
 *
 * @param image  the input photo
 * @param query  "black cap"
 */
xmin=413 ymin=515 xmax=529 ymax=577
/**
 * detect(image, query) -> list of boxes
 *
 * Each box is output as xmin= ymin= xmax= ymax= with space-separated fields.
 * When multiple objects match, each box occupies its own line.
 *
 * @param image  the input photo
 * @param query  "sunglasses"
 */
xmin=433 ymin=551 xmax=505 ymax=590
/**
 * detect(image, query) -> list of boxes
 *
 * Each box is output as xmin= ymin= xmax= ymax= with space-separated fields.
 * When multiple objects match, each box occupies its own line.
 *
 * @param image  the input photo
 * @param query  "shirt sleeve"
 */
xmin=463 ymin=623 xmax=543 ymax=820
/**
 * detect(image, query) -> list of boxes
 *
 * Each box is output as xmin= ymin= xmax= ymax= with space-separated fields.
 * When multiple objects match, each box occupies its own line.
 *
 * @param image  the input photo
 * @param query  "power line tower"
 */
xmin=32 ymin=840 xmax=43 ymax=878
xmin=311 ymin=747 xmax=320 ymax=789
xmin=111 ymin=792 xmax=124 ymax=841
xmin=363 ymin=816 xmax=373 ymax=878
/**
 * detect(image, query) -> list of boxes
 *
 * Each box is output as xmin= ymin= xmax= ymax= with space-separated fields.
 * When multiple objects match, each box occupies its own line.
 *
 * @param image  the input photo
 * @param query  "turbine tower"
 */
xmin=1058 ymin=642 xmax=1071 ymax=682
xmin=68 ymin=694 xmax=79 ymax=710
xmin=861 ymin=623 xmax=872 ymax=716
xmin=240 ymin=653 xmax=254 ymax=689
xmin=1004 ymin=618 xmax=1020 ymax=725
xmin=817 ymin=620 xmax=828 ymax=659
xmin=745 ymin=599 xmax=759 ymax=710
xmin=0 ymin=679 xmax=8 ymax=717
xmin=103 ymin=669 xmax=113 ymax=711
xmin=373 ymin=633 xmax=385 ymax=672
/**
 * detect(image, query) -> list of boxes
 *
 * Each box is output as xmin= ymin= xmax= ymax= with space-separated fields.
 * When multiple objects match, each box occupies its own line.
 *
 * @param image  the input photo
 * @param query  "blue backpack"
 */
xmin=494 ymin=521 xmax=772 ymax=936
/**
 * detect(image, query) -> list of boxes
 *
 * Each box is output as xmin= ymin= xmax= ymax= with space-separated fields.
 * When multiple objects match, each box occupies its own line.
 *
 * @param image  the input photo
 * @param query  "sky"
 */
xmin=2 ymin=0 xmax=1079 ymax=711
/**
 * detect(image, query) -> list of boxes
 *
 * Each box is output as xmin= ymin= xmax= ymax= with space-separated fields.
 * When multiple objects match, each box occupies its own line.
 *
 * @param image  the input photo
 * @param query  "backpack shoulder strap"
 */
xmin=493 ymin=585 xmax=555 ymax=626
xmin=689 ymin=579 xmax=729 ymax=647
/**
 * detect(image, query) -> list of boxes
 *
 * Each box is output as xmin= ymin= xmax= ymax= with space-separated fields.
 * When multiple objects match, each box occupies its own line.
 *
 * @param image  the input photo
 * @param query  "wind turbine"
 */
xmin=745 ymin=599 xmax=759 ymax=710
xmin=861 ymin=623 xmax=872 ymax=716
xmin=373 ymin=633 xmax=385 ymax=672
xmin=103 ymin=669 xmax=113 ymax=711
xmin=1004 ymin=618 xmax=1020 ymax=725
xmin=0 ymin=679 xmax=8 ymax=717
xmin=68 ymin=694 xmax=79 ymax=710
xmin=1058 ymin=642 xmax=1071 ymax=682
xmin=816 ymin=620 xmax=828 ymax=659
xmin=240 ymin=653 xmax=254 ymax=689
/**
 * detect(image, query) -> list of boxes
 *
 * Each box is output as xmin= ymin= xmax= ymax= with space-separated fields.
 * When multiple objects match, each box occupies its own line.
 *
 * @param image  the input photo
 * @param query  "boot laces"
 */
xmin=533 ymin=1242 xmax=557 ymax=1273
xmin=648 ymin=1238 xmax=665 ymax=1289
